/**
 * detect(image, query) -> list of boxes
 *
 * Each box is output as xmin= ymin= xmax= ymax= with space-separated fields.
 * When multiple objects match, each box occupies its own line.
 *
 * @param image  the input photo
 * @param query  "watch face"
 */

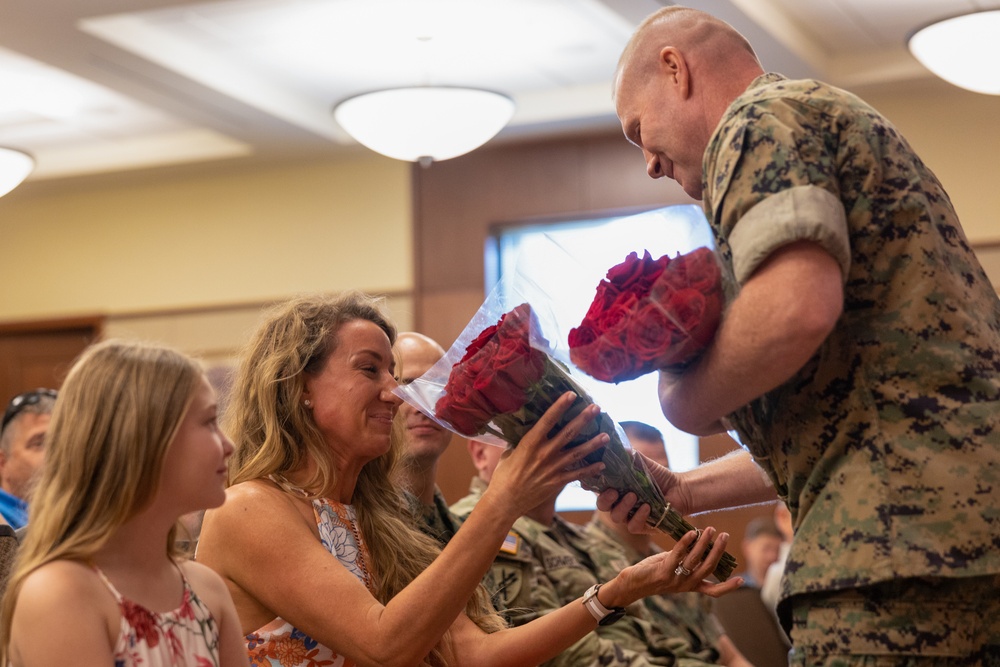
xmin=598 ymin=608 xmax=627 ymax=626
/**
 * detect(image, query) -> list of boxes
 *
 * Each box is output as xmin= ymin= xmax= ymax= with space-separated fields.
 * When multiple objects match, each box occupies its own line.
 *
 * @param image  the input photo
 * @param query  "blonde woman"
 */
xmin=197 ymin=292 xmax=738 ymax=667
xmin=0 ymin=340 xmax=249 ymax=667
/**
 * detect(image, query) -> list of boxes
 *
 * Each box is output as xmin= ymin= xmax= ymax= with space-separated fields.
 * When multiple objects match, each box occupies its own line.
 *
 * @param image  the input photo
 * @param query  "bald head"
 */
xmin=396 ymin=331 xmax=446 ymax=378
xmin=395 ymin=331 xmax=452 ymax=466
xmin=616 ymin=6 xmax=760 ymax=93
xmin=612 ymin=6 xmax=764 ymax=199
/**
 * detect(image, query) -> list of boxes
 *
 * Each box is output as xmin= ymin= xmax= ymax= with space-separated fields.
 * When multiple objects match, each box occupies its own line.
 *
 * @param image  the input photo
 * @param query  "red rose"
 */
xmin=580 ymin=337 xmax=633 ymax=383
xmin=664 ymin=288 xmax=707 ymax=336
xmin=625 ymin=302 xmax=672 ymax=362
xmin=588 ymin=281 xmax=620 ymax=318
xmin=461 ymin=319 xmax=501 ymax=363
xmin=665 ymin=246 xmax=720 ymax=294
xmin=470 ymin=306 xmax=546 ymax=413
xmin=494 ymin=335 xmax=545 ymax=389
xmin=436 ymin=380 xmax=492 ymax=435
xmin=654 ymin=288 xmax=722 ymax=365
xmin=605 ymin=250 xmax=668 ymax=291
xmin=568 ymin=323 xmax=598 ymax=349
xmin=595 ymin=302 xmax=632 ymax=337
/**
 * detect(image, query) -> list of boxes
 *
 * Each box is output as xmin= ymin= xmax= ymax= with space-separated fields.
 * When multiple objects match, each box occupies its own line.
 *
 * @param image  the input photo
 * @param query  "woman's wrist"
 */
xmin=476 ymin=484 xmax=521 ymax=526
xmin=596 ymin=573 xmax=634 ymax=609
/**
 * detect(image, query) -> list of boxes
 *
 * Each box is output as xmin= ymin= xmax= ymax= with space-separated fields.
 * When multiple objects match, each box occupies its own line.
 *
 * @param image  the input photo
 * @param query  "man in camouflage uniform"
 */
xmin=453 ymin=439 xmax=724 ymax=667
xmin=394 ymin=331 xmax=547 ymax=640
xmin=605 ymin=6 xmax=1000 ymax=665
xmin=587 ymin=422 xmax=757 ymax=666
xmin=394 ymin=332 xmax=462 ymax=544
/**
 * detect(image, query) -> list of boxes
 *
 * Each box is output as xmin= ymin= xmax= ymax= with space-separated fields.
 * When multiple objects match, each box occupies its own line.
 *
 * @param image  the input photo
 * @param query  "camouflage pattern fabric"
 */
xmin=786 ymin=575 xmax=1000 ymax=665
xmin=585 ymin=517 xmax=724 ymax=662
xmin=451 ymin=478 xmax=720 ymax=667
xmin=702 ymin=74 xmax=1000 ymax=645
xmin=404 ymin=486 xmax=460 ymax=545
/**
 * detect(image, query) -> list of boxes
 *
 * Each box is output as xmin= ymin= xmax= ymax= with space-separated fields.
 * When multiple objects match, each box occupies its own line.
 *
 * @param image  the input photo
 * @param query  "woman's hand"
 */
xmin=599 ymin=528 xmax=742 ymax=607
xmin=487 ymin=391 xmax=607 ymax=518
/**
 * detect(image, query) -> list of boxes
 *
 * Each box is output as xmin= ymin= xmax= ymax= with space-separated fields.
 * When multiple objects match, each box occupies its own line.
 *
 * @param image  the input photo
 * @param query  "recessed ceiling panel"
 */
xmin=80 ymin=0 xmax=636 ymax=140
xmin=0 ymin=47 xmax=250 ymax=180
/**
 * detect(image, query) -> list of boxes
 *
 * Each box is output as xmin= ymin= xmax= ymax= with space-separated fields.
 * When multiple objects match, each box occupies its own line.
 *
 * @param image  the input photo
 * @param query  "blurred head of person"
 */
xmin=741 ymin=516 xmax=785 ymax=586
xmin=621 ymin=420 xmax=668 ymax=468
xmin=0 ymin=389 xmax=57 ymax=504
xmin=394 ymin=332 xmax=452 ymax=469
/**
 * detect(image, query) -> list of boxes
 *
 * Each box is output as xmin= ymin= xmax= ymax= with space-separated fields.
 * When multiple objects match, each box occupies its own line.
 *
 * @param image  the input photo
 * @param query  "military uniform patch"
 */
xmin=500 ymin=531 xmax=519 ymax=555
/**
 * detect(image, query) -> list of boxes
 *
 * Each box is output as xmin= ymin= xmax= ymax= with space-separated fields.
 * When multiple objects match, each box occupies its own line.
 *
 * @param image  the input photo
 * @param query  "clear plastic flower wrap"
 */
xmin=393 ymin=226 xmax=736 ymax=580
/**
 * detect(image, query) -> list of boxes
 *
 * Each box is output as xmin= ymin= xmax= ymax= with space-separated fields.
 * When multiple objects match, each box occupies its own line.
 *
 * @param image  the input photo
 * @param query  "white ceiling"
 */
xmin=1 ymin=0 xmax=996 ymax=183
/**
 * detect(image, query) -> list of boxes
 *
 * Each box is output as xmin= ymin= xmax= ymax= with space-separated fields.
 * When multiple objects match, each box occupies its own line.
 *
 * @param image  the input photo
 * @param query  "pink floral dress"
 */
xmin=94 ymin=566 xmax=221 ymax=667
xmin=245 ymin=499 xmax=374 ymax=667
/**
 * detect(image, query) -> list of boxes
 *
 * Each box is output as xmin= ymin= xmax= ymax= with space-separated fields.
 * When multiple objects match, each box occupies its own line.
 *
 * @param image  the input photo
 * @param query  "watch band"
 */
xmin=582 ymin=583 xmax=626 ymax=626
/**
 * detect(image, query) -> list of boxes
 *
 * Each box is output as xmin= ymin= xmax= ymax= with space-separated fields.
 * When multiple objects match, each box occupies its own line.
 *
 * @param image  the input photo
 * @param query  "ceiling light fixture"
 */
xmin=0 ymin=148 xmax=34 ymax=197
xmin=333 ymin=86 xmax=515 ymax=166
xmin=908 ymin=10 xmax=1000 ymax=95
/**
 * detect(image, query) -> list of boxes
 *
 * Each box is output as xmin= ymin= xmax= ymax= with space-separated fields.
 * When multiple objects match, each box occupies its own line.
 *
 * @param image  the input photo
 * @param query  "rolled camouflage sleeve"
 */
xmin=729 ymin=184 xmax=850 ymax=285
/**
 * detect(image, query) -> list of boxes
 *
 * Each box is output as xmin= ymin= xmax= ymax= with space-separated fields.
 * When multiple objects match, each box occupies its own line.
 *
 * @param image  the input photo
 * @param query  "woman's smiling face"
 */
xmin=302 ymin=318 xmax=402 ymax=468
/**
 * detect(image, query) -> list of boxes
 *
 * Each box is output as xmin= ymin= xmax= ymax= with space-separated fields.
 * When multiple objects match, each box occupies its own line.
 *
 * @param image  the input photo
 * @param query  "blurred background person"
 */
xmin=394 ymin=331 xmax=460 ymax=544
xmin=736 ymin=517 xmax=784 ymax=590
xmin=0 ymin=389 xmax=56 ymax=530
xmin=453 ymin=435 xmax=737 ymax=667
xmin=587 ymin=421 xmax=752 ymax=667
xmin=760 ymin=504 xmax=793 ymax=616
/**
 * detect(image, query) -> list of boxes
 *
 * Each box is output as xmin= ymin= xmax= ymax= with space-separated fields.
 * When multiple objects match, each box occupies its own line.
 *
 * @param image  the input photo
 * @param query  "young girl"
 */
xmin=0 ymin=340 xmax=249 ymax=667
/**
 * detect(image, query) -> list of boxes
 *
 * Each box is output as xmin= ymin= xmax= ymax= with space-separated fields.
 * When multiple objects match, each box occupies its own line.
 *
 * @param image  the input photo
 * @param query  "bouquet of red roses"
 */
xmin=568 ymin=247 xmax=723 ymax=384
xmin=403 ymin=301 xmax=736 ymax=581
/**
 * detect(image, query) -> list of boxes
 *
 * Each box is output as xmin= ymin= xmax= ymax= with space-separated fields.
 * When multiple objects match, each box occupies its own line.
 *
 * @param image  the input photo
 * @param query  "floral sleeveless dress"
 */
xmin=94 ymin=566 xmax=221 ymax=667
xmin=245 ymin=498 xmax=374 ymax=667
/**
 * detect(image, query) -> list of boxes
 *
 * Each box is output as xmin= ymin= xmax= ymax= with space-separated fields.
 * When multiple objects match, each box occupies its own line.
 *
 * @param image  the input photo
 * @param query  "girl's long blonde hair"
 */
xmin=0 ymin=340 xmax=203 ymax=663
xmin=225 ymin=292 xmax=503 ymax=666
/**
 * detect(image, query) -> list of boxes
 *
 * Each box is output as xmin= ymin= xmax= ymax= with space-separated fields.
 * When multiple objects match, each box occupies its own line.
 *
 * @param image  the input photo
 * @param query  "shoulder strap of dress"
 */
xmin=267 ymin=473 xmax=311 ymax=497
xmin=91 ymin=565 xmax=124 ymax=603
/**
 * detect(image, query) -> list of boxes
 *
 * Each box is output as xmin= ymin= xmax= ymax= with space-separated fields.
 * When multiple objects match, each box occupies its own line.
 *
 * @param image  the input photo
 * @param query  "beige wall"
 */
xmin=0 ymin=154 xmax=413 ymax=323
xmin=858 ymin=78 xmax=1000 ymax=245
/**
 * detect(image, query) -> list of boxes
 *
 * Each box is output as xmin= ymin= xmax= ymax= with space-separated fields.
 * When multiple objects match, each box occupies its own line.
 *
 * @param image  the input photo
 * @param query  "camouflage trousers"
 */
xmin=787 ymin=576 xmax=1000 ymax=666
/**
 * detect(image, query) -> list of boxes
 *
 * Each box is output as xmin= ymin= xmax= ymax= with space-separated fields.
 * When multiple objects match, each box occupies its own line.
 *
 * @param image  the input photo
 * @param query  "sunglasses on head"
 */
xmin=1 ymin=388 xmax=58 ymax=434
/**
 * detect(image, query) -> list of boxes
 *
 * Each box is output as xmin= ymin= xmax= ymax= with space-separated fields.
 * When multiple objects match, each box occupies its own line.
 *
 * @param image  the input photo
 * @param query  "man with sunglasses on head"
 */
xmin=0 ymin=389 xmax=56 ymax=529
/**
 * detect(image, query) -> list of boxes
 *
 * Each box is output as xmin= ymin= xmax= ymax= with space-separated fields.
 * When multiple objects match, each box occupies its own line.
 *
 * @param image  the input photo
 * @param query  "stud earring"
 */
xmin=303 ymin=399 xmax=313 ymax=408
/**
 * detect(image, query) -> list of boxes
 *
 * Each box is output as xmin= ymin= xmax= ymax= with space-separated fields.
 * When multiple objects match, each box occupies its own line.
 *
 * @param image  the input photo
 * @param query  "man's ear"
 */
xmin=659 ymin=46 xmax=691 ymax=99
xmin=466 ymin=440 xmax=485 ymax=470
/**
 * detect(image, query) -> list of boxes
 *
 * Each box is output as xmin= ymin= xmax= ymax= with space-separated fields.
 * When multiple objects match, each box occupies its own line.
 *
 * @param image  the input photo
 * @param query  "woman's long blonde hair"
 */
xmin=0 ymin=340 xmax=203 ymax=662
xmin=225 ymin=292 xmax=503 ymax=665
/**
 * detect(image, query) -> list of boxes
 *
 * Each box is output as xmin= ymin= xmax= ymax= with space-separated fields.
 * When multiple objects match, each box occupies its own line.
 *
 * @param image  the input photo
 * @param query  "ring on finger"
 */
xmin=674 ymin=564 xmax=692 ymax=577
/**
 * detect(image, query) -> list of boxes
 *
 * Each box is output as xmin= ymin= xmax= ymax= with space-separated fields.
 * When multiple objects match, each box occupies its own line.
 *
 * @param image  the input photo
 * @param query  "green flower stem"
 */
xmin=487 ymin=356 xmax=737 ymax=581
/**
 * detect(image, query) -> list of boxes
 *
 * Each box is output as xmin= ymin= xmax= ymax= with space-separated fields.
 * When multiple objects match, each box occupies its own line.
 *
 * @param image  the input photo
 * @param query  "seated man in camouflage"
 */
xmin=586 ymin=422 xmax=753 ymax=667
xmin=452 ymin=439 xmax=724 ymax=667
xmin=393 ymin=331 xmax=462 ymax=544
